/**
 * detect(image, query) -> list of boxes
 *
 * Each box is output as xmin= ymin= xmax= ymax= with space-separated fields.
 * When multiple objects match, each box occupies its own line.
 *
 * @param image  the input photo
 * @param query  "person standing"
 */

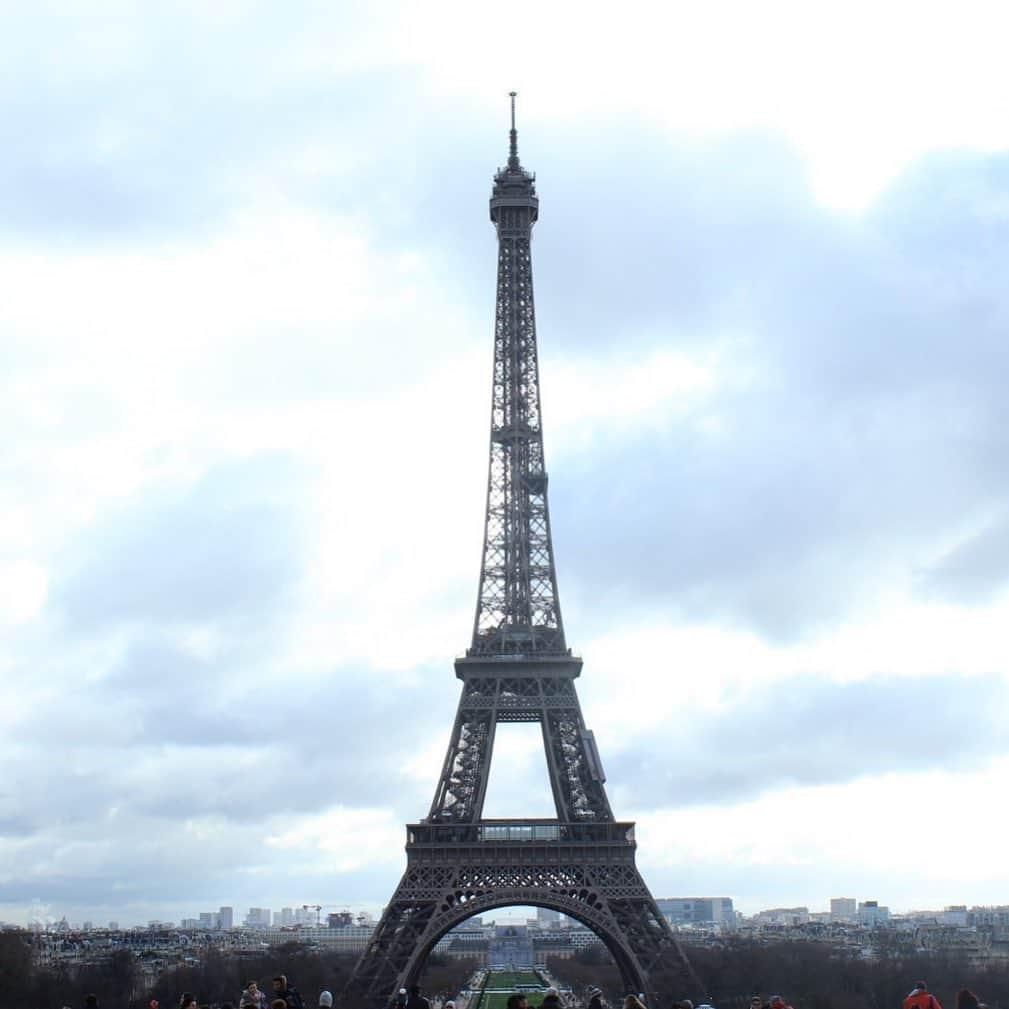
xmin=272 ymin=976 xmax=305 ymax=1009
xmin=540 ymin=989 xmax=562 ymax=1009
xmin=905 ymin=983 xmax=942 ymax=1009
xmin=407 ymin=985 xmax=431 ymax=1009
xmin=244 ymin=983 xmax=269 ymax=1009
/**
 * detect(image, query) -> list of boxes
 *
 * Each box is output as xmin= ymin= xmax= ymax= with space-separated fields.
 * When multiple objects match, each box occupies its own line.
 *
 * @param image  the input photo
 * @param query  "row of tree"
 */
xmin=549 ymin=937 xmax=1009 ymax=1009
xmin=3 ymin=932 xmax=1008 ymax=1009
xmin=0 ymin=935 xmax=473 ymax=1009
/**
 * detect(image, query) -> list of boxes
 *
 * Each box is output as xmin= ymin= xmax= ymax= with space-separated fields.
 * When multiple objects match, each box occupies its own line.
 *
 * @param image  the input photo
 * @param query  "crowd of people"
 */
xmin=75 ymin=974 xmax=326 ymax=1009
xmin=492 ymin=980 xmax=994 ymax=1009
xmin=68 ymin=975 xmax=993 ymax=1009
xmin=903 ymin=982 xmax=988 ymax=1009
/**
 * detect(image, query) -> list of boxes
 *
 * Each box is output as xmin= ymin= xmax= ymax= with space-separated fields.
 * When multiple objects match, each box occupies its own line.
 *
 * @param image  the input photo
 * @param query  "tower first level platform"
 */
xmin=346 ymin=818 xmax=696 ymax=1006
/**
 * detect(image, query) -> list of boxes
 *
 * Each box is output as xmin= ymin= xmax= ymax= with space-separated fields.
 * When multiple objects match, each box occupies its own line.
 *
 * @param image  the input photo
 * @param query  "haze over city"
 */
xmin=3 ymin=0 xmax=1009 ymax=929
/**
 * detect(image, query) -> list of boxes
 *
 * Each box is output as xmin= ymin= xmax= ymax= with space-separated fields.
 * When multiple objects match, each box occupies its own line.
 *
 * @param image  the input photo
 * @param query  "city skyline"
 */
xmin=15 ymin=894 xmax=1007 ymax=933
xmin=3 ymin=2 xmax=1009 ymax=928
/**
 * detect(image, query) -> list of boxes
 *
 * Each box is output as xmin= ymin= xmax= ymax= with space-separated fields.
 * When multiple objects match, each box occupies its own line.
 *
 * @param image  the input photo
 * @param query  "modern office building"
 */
xmin=244 ymin=907 xmax=272 ymax=929
xmin=858 ymin=901 xmax=890 ymax=927
xmin=830 ymin=898 xmax=857 ymax=921
xmin=656 ymin=898 xmax=734 ymax=928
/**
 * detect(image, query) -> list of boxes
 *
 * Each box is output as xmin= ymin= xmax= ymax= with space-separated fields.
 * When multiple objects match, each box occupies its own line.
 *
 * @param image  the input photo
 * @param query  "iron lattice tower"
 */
xmin=343 ymin=96 xmax=701 ymax=1006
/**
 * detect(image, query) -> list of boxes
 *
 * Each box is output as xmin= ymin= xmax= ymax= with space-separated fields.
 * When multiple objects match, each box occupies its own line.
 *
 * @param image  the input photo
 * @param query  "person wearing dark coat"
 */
xmin=541 ymin=989 xmax=562 ymax=1009
xmin=272 ymin=976 xmax=304 ymax=1009
xmin=406 ymin=985 xmax=430 ymax=1009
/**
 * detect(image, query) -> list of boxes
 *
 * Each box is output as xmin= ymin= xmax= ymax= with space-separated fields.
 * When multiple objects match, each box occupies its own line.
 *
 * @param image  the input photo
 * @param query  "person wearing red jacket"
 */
xmin=905 ymin=983 xmax=943 ymax=1009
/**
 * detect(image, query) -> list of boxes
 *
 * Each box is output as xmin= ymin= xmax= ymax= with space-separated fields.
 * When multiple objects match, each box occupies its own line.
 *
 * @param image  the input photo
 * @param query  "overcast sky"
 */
xmin=3 ymin=1 xmax=1009 ymax=928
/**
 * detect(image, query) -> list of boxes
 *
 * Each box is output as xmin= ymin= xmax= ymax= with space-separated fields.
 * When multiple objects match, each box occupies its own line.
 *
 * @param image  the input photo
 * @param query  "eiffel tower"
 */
xmin=343 ymin=96 xmax=700 ymax=1006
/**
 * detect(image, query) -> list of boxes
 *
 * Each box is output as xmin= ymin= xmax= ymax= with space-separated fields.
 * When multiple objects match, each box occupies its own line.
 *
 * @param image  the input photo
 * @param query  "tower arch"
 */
xmin=399 ymin=892 xmax=645 ymax=995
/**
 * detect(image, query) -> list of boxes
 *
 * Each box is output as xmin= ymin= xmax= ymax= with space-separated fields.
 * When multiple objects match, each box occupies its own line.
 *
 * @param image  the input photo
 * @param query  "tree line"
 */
xmin=0 ymin=936 xmax=471 ymax=1009
xmin=550 ymin=937 xmax=1009 ymax=1009
xmin=3 ymin=932 xmax=1008 ymax=1009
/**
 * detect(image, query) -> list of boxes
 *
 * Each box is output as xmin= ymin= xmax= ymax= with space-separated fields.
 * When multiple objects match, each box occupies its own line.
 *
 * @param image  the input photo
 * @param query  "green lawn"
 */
xmin=483 ymin=971 xmax=542 ymax=990
xmin=474 ymin=969 xmax=549 ymax=1009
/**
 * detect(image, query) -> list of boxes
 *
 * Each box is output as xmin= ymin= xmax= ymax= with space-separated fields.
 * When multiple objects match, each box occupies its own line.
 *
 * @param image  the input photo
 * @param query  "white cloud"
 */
xmin=0 ymin=560 xmax=48 ymax=626
xmin=634 ymin=758 xmax=1009 ymax=911
xmin=2 ymin=1 xmax=1008 ymax=927
xmin=265 ymin=806 xmax=405 ymax=873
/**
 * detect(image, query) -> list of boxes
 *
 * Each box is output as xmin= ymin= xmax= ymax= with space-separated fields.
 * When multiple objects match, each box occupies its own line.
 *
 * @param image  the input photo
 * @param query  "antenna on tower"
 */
xmin=508 ymin=90 xmax=519 ymax=167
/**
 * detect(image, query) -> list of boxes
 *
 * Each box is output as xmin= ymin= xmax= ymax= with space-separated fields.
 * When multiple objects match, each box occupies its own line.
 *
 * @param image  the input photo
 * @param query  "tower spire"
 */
xmin=508 ymin=90 xmax=519 ymax=167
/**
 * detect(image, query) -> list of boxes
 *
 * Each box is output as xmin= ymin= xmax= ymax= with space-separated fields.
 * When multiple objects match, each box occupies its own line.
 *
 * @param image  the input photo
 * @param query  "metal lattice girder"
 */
xmin=426 ymin=659 xmax=613 ymax=825
xmin=469 ymin=106 xmax=565 ymax=659
xmin=342 ymin=100 xmax=704 ymax=1009
xmin=341 ymin=830 xmax=700 ymax=1007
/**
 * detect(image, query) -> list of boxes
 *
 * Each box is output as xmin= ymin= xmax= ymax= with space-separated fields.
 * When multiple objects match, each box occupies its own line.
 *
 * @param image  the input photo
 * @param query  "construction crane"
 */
xmin=302 ymin=904 xmax=322 ymax=927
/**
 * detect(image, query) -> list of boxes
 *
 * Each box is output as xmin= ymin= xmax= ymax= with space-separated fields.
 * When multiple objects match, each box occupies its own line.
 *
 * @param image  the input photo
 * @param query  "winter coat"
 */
xmin=906 ymin=993 xmax=942 ymax=1009
xmin=277 ymin=986 xmax=305 ymax=1009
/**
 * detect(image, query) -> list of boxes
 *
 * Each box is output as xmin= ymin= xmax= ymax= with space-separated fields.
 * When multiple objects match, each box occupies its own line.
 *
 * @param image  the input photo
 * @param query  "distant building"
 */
xmin=219 ymin=907 xmax=233 ymax=930
xmin=199 ymin=912 xmax=218 ymax=930
xmin=258 ymin=925 xmax=375 ymax=952
xmin=968 ymin=906 xmax=1009 ymax=927
xmin=537 ymin=908 xmax=562 ymax=926
xmin=656 ymin=898 xmax=735 ymax=928
xmin=489 ymin=924 xmax=533 ymax=967
xmin=830 ymin=898 xmax=857 ymax=921
xmin=245 ymin=907 xmax=272 ymax=929
xmin=943 ymin=906 xmax=968 ymax=927
xmin=754 ymin=907 xmax=810 ymax=926
xmin=533 ymin=924 xmax=602 ymax=954
xmin=434 ymin=923 xmax=489 ymax=959
xmin=858 ymin=901 xmax=890 ymax=927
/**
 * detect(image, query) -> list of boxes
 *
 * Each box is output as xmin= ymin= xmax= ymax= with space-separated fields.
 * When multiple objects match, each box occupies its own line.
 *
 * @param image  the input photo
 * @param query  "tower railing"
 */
xmin=406 ymin=820 xmax=636 ymax=845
